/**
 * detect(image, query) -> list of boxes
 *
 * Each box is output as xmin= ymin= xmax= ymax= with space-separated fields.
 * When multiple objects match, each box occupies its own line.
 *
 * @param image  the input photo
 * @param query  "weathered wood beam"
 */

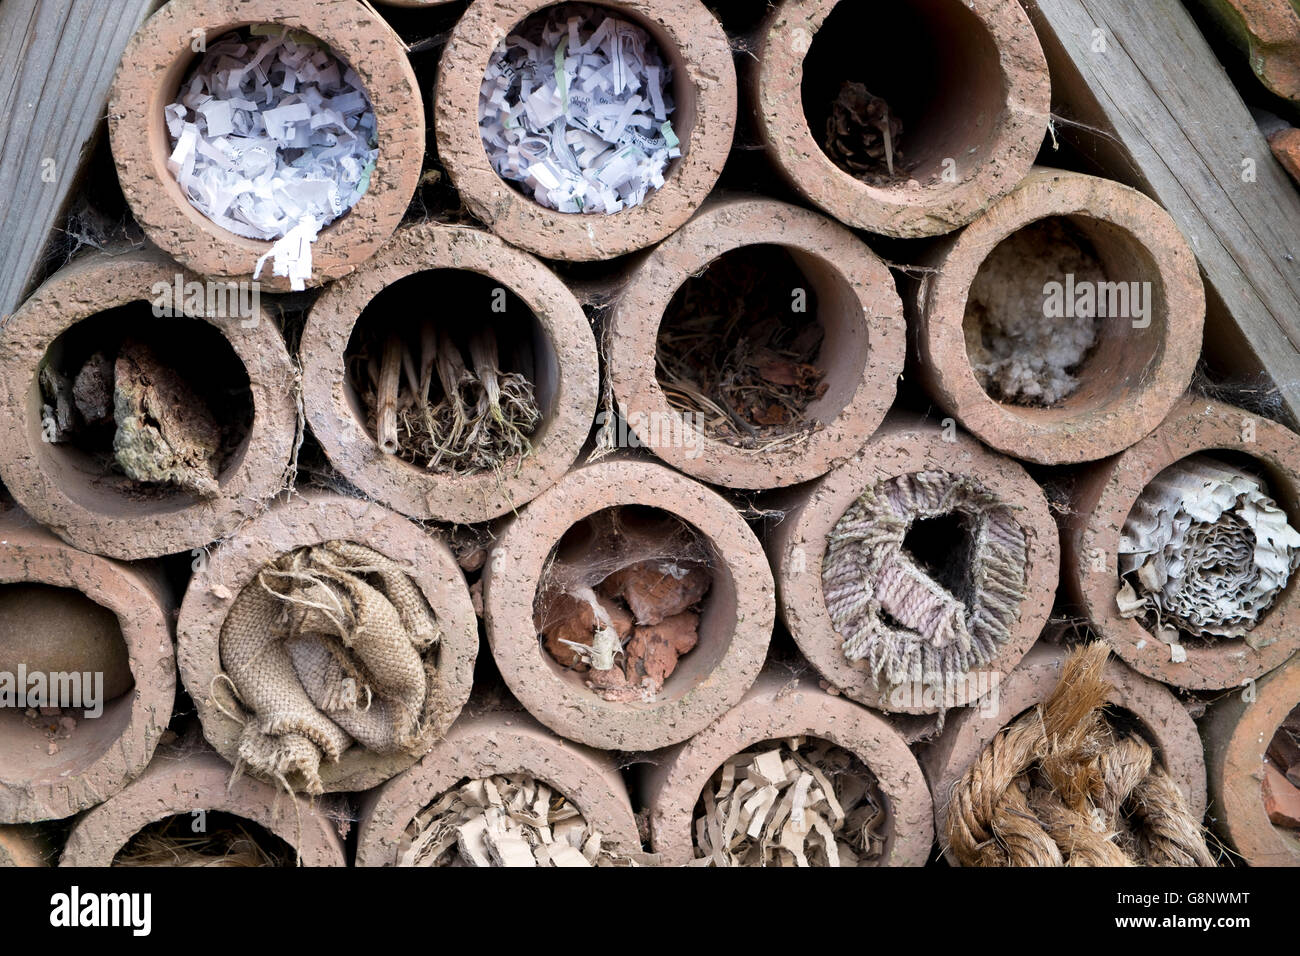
xmin=1027 ymin=0 xmax=1300 ymax=424
xmin=0 ymin=0 xmax=157 ymax=324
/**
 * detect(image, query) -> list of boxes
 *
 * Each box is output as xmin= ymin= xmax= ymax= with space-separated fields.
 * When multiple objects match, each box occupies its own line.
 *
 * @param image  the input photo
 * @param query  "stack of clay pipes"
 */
xmin=0 ymin=0 xmax=1296 ymax=868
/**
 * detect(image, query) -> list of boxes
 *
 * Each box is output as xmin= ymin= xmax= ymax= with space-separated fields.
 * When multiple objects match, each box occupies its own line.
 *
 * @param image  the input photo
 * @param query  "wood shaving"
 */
xmin=398 ymin=774 xmax=630 ymax=867
xmin=693 ymin=737 xmax=887 ymax=867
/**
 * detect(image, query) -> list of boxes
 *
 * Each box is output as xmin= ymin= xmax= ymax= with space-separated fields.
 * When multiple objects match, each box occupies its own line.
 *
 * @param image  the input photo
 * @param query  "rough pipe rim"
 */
xmin=0 ymin=519 xmax=175 ymax=825
xmin=0 ymin=249 xmax=298 ymax=561
xmin=58 ymin=748 xmax=347 ymax=866
xmin=1067 ymin=397 xmax=1300 ymax=690
xmin=646 ymin=670 xmax=934 ymax=866
xmin=920 ymin=643 xmax=1208 ymax=866
xmin=176 ymin=490 xmax=479 ymax=793
xmin=108 ymin=0 xmax=424 ymax=290
xmin=756 ymin=0 xmax=1050 ymax=238
xmin=770 ymin=414 xmax=1060 ymax=714
xmin=917 ymin=168 xmax=1206 ymax=465
xmin=1204 ymin=657 xmax=1300 ymax=867
xmin=301 ymin=221 xmax=599 ymax=524
xmin=483 ymin=457 xmax=776 ymax=751
xmin=355 ymin=709 xmax=642 ymax=865
xmin=607 ymin=196 xmax=907 ymax=489
xmin=435 ymin=0 xmax=736 ymax=261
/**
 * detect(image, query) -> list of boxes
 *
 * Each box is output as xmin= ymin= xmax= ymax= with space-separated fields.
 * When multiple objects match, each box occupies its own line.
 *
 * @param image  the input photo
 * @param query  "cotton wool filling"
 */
xmin=479 ymin=4 xmax=679 ymax=214
xmin=964 ymin=219 xmax=1106 ymax=406
xmin=165 ymin=27 xmax=378 ymax=290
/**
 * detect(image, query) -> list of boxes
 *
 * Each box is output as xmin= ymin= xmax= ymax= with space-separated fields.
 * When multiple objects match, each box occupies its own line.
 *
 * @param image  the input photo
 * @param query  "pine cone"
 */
xmin=823 ymin=81 xmax=904 ymax=180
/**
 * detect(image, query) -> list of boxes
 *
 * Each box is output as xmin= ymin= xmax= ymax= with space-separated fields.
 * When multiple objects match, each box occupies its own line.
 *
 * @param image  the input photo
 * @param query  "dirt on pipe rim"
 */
xmin=913 ymin=168 xmax=1205 ymax=465
xmin=606 ymin=196 xmax=906 ymax=489
xmin=483 ymin=457 xmax=775 ymax=751
xmin=767 ymin=413 xmax=1059 ymax=714
xmin=59 ymin=746 xmax=347 ymax=866
xmin=355 ymin=708 xmax=642 ymax=865
xmin=644 ymin=669 xmax=933 ymax=866
xmin=434 ymin=0 xmax=735 ymax=261
xmin=1203 ymin=656 xmax=1300 ymax=867
xmin=301 ymin=221 xmax=599 ymax=524
xmin=754 ymin=0 xmax=1049 ymax=238
xmin=176 ymin=490 xmax=479 ymax=793
xmin=920 ymin=642 xmax=1208 ymax=866
xmin=1064 ymin=397 xmax=1300 ymax=690
xmin=0 ymin=514 xmax=175 ymax=825
xmin=108 ymin=0 xmax=423 ymax=290
xmin=0 ymin=249 xmax=298 ymax=561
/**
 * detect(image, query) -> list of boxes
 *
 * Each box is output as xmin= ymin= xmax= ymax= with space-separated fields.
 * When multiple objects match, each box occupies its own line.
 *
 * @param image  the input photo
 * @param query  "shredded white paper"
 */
xmin=1117 ymin=454 xmax=1300 ymax=649
xmin=479 ymin=4 xmax=679 ymax=215
xmin=165 ymin=26 xmax=378 ymax=289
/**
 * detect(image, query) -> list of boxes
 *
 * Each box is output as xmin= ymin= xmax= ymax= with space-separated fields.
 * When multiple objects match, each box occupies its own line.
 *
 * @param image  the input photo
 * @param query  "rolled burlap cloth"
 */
xmin=219 ymin=541 xmax=441 ymax=794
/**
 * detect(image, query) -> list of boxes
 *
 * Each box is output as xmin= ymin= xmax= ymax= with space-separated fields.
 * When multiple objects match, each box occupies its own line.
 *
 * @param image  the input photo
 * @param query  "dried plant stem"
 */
xmin=377 ymin=334 xmax=402 ymax=455
xmin=432 ymin=328 xmax=471 ymax=468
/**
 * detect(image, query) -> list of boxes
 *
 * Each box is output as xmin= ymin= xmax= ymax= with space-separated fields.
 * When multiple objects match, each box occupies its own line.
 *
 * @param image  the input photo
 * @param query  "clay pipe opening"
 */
xmin=176 ymin=490 xmax=479 ymax=794
xmin=1204 ymin=659 xmax=1300 ymax=866
xmin=59 ymin=747 xmax=347 ymax=866
xmin=0 ymin=249 xmax=298 ymax=560
xmin=484 ymin=458 xmax=775 ymax=751
xmin=913 ymin=168 xmax=1205 ymax=465
xmin=0 ymin=515 xmax=175 ymax=824
xmin=607 ymin=196 xmax=906 ymax=489
xmin=1063 ymin=397 xmax=1300 ymax=690
xmin=755 ymin=0 xmax=1049 ymax=237
xmin=435 ymin=0 xmax=735 ymax=260
xmin=643 ymin=669 xmax=934 ymax=866
xmin=920 ymin=643 xmax=1208 ymax=866
xmin=302 ymin=222 xmax=599 ymax=525
xmin=356 ymin=709 xmax=641 ymax=866
xmin=108 ymin=0 xmax=423 ymax=290
xmin=768 ymin=413 xmax=1059 ymax=714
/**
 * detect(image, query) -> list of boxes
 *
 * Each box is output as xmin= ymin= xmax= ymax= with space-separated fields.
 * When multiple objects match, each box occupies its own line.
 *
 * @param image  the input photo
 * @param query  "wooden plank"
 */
xmin=0 ymin=0 xmax=156 ymax=325
xmin=1027 ymin=0 xmax=1300 ymax=424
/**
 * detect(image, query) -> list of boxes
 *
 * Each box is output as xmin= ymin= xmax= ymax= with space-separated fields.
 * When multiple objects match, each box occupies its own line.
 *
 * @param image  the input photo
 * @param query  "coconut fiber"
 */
xmin=946 ymin=643 xmax=1214 ymax=867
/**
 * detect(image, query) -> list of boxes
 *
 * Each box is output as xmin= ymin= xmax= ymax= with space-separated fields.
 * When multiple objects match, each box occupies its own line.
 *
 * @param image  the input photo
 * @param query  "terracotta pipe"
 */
xmin=0 ymin=512 xmax=175 ymax=823
xmin=109 ymin=0 xmax=424 ymax=290
xmin=754 ymin=0 xmax=1050 ymax=237
xmin=606 ymin=196 xmax=906 ymax=489
xmin=0 ymin=826 xmax=53 ymax=867
xmin=483 ymin=457 xmax=775 ymax=751
xmin=1202 ymin=656 xmax=1300 ymax=866
xmin=59 ymin=746 xmax=347 ymax=866
xmin=912 ymin=168 xmax=1204 ymax=465
xmin=356 ymin=708 xmax=642 ymax=866
xmin=0 ymin=248 xmax=298 ymax=560
xmin=920 ymin=642 xmax=1208 ymax=865
xmin=301 ymin=221 xmax=599 ymax=524
xmin=434 ymin=0 xmax=735 ymax=260
xmin=176 ymin=490 xmax=478 ymax=793
xmin=1063 ymin=397 xmax=1300 ymax=690
xmin=645 ymin=669 xmax=934 ymax=866
xmin=767 ymin=413 xmax=1059 ymax=714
